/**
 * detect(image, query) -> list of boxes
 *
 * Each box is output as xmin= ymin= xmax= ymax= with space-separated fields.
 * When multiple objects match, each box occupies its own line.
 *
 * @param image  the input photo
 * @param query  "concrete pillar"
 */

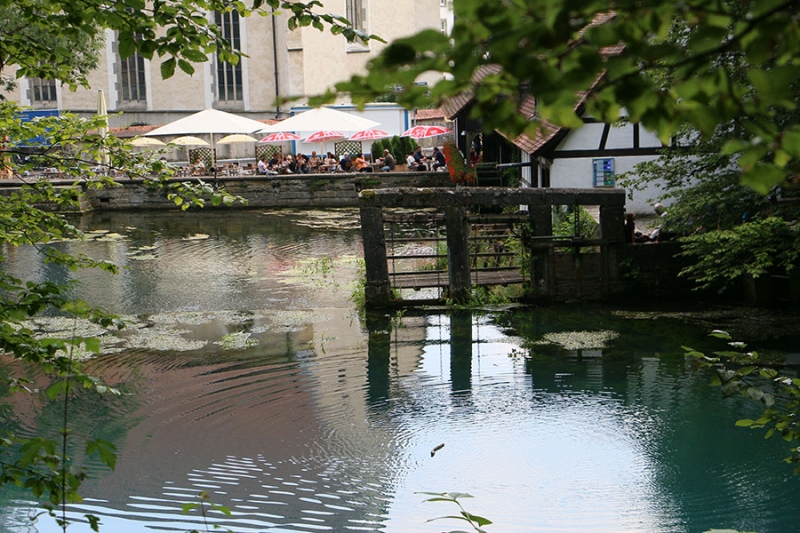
xmin=445 ymin=205 xmax=471 ymax=303
xmin=359 ymin=206 xmax=392 ymax=307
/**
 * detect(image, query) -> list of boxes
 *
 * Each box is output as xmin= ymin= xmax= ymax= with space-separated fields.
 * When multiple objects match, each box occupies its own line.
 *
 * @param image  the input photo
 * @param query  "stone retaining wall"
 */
xmin=0 ymin=172 xmax=453 ymax=211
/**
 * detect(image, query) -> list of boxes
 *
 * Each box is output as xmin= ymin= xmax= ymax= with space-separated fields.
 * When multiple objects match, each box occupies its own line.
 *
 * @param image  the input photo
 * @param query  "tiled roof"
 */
xmin=441 ymin=64 xmax=502 ymax=119
xmin=507 ymin=71 xmax=606 ymax=154
xmin=441 ymin=12 xmax=624 ymax=155
xmin=415 ymin=108 xmax=446 ymax=120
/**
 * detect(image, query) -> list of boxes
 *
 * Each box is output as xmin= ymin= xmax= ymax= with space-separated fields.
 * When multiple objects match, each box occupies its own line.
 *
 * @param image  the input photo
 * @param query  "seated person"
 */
xmin=432 ymin=146 xmax=446 ymax=171
xmin=639 ymin=203 xmax=673 ymax=242
xmin=380 ymin=149 xmax=395 ymax=172
xmin=354 ymin=153 xmax=370 ymax=172
xmin=192 ymin=156 xmax=205 ymax=175
xmin=340 ymin=153 xmax=353 ymax=172
xmin=413 ymin=146 xmax=427 ymax=171
xmin=283 ymin=154 xmax=296 ymax=174
xmin=308 ymin=151 xmax=322 ymax=172
xmin=325 ymin=152 xmax=338 ymax=171
xmin=296 ymin=154 xmax=309 ymax=174
xmin=257 ymin=156 xmax=269 ymax=175
xmin=406 ymin=152 xmax=418 ymax=170
xmin=268 ymin=152 xmax=281 ymax=174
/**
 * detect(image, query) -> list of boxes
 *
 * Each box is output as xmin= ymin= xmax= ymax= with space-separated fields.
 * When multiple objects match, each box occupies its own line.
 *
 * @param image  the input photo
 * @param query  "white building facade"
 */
xmin=5 ymin=1 xmax=442 ymax=129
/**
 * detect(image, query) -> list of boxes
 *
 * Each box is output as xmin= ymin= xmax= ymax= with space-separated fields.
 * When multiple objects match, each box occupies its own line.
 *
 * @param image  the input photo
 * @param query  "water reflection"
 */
xmin=1 ymin=210 xmax=798 ymax=533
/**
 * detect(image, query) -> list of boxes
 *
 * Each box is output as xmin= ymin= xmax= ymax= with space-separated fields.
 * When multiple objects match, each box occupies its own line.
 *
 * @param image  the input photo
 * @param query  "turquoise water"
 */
xmin=0 ymin=209 xmax=798 ymax=533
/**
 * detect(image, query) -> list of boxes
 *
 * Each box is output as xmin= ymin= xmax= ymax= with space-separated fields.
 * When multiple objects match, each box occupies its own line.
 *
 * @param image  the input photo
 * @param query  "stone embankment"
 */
xmin=0 ymin=171 xmax=452 ymax=211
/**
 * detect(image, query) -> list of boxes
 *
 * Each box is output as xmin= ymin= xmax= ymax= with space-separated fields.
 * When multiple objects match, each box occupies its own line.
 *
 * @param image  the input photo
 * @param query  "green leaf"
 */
xmin=118 ymin=34 xmax=136 ymax=59
xmin=748 ymin=66 xmax=800 ymax=105
xmin=86 ymin=439 xmax=117 ymax=470
xmin=161 ymin=58 xmax=176 ymax=79
xmin=84 ymin=337 xmax=101 ymax=353
xmin=182 ymin=49 xmax=210 ymax=62
xmin=86 ymin=514 xmax=101 ymax=532
xmin=45 ymin=380 xmax=69 ymax=401
xmin=741 ymin=164 xmax=787 ymax=195
xmin=178 ymin=59 xmax=195 ymax=76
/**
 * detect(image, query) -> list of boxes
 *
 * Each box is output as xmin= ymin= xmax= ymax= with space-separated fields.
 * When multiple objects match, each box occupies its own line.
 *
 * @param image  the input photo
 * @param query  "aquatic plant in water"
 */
xmin=532 ymin=330 xmax=619 ymax=351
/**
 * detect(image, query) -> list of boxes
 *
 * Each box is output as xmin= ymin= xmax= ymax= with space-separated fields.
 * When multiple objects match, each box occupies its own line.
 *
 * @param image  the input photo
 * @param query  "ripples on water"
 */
xmin=1 ymin=210 xmax=799 ymax=533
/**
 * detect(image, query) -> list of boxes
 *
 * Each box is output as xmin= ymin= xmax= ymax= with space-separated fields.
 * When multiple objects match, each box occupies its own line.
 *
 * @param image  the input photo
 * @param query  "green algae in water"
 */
xmin=533 ymin=330 xmax=620 ymax=351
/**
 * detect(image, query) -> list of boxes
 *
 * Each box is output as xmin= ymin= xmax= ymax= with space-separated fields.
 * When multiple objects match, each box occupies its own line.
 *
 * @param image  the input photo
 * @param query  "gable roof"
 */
xmin=442 ymin=12 xmax=624 ymax=155
xmin=441 ymin=64 xmax=502 ymax=120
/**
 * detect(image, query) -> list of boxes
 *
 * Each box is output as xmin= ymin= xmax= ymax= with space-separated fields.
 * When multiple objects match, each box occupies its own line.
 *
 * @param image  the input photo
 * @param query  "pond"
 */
xmin=0 ymin=209 xmax=798 ymax=533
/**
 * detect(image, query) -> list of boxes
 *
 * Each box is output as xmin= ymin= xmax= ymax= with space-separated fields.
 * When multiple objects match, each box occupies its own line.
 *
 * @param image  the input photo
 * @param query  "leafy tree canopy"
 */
xmin=322 ymin=0 xmax=800 ymax=195
xmin=0 ymin=2 xmax=102 ymax=91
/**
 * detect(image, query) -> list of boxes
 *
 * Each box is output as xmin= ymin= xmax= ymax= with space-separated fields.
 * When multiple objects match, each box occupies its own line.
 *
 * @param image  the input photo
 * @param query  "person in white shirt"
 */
xmin=257 ymin=156 xmax=269 ymax=175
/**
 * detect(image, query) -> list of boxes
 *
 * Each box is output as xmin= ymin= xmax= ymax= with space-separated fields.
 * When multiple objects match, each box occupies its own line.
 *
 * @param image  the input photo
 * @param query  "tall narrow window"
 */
xmin=119 ymin=51 xmax=147 ymax=103
xmin=215 ymin=10 xmax=243 ymax=102
xmin=345 ymin=0 xmax=369 ymax=52
xmin=30 ymin=78 xmax=57 ymax=107
xmin=345 ymin=0 xmax=364 ymax=31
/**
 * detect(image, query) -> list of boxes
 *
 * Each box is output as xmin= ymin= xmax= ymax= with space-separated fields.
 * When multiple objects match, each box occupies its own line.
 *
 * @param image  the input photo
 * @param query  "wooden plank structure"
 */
xmin=358 ymin=187 xmax=626 ymax=307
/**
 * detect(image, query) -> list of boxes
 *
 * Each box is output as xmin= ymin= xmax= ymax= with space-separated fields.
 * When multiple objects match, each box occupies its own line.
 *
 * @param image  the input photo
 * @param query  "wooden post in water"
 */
xmin=359 ymin=206 xmax=393 ymax=306
xmin=445 ymin=205 xmax=472 ymax=303
xmin=528 ymin=204 xmax=553 ymax=299
xmin=600 ymin=204 xmax=625 ymax=297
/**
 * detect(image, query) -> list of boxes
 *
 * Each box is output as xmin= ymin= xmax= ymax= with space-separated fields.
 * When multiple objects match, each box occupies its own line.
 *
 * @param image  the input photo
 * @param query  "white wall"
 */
xmin=550 ymin=122 xmax=667 ymax=214
xmin=550 ymin=156 xmax=666 ymax=214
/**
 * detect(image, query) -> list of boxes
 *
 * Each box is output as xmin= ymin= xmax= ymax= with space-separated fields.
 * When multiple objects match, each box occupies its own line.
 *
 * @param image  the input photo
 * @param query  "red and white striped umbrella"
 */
xmin=303 ymin=130 xmax=346 ymax=143
xmin=400 ymin=125 xmax=452 ymax=139
xmin=259 ymin=132 xmax=301 ymax=143
xmin=349 ymin=129 xmax=391 ymax=141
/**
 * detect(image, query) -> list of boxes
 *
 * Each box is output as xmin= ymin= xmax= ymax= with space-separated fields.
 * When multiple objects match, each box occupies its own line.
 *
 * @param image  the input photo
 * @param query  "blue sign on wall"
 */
xmin=593 ymin=158 xmax=615 ymax=187
xmin=16 ymin=109 xmax=60 ymax=146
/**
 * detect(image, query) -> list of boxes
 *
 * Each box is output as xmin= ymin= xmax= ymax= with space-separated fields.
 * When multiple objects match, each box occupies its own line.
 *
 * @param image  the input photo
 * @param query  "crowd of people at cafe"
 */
xmin=251 ymin=146 xmax=449 ymax=175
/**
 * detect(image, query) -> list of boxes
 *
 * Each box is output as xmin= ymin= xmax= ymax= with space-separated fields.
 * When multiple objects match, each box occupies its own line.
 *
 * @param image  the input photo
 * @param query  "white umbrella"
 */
xmin=303 ymin=130 xmax=346 ymax=156
xmin=169 ymin=136 xmax=210 ymax=146
xmin=217 ymin=134 xmax=258 ymax=144
xmin=144 ymin=109 xmax=267 ymax=138
xmin=258 ymin=107 xmax=380 ymax=134
xmin=144 ymin=109 xmax=267 ymax=166
xmin=349 ymin=129 xmax=392 ymax=160
xmin=97 ymin=89 xmax=109 ymax=167
xmin=259 ymin=132 xmax=302 ymax=143
xmin=349 ymin=129 xmax=391 ymax=141
xmin=401 ymin=125 xmax=452 ymax=139
xmin=130 ymin=136 xmax=167 ymax=147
